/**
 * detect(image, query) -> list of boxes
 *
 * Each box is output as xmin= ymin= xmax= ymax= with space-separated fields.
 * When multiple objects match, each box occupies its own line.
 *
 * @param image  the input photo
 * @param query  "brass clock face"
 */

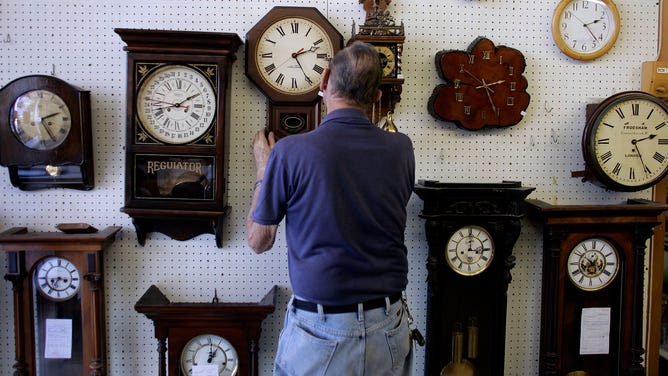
xmin=552 ymin=0 xmax=620 ymax=61
xmin=10 ymin=89 xmax=72 ymax=150
xmin=583 ymin=91 xmax=668 ymax=191
xmin=445 ymin=225 xmax=495 ymax=276
xmin=180 ymin=334 xmax=239 ymax=376
xmin=567 ymin=237 xmax=619 ymax=291
xmin=375 ymin=45 xmax=397 ymax=78
xmin=253 ymin=16 xmax=334 ymax=96
xmin=34 ymin=256 xmax=81 ymax=301
xmin=136 ymin=64 xmax=217 ymax=145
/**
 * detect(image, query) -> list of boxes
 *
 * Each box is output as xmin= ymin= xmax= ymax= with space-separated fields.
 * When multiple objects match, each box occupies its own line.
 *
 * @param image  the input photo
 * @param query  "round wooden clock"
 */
xmin=245 ymin=6 xmax=343 ymax=139
xmin=414 ymin=180 xmax=535 ymax=376
xmin=0 ymin=225 xmax=121 ymax=376
xmin=428 ymin=37 xmax=531 ymax=131
xmin=135 ymin=285 xmax=276 ymax=376
xmin=552 ymin=0 xmax=620 ymax=61
xmin=115 ymin=29 xmax=242 ymax=248
xmin=0 ymin=75 xmax=94 ymax=190
xmin=580 ymin=91 xmax=668 ymax=192
xmin=526 ymin=199 xmax=668 ymax=376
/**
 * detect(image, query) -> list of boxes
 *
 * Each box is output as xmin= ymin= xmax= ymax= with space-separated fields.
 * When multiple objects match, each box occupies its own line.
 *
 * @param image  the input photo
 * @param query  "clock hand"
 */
xmin=175 ymin=93 xmax=201 ymax=107
xmin=291 ymin=47 xmax=305 ymax=58
xmin=633 ymin=134 xmax=657 ymax=143
xmin=41 ymin=112 xmax=60 ymax=120
xmin=293 ymin=55 xmax=314 ymax=86
xmin=39 ymin=118 xmax=58 ymax=142
xmin=475 ymin=80 xmax=505 ymax=89
xmin=633 ymin=142 xmax=652 ymax=175
xmin=481 ymin=79 xmax=498 ymax=114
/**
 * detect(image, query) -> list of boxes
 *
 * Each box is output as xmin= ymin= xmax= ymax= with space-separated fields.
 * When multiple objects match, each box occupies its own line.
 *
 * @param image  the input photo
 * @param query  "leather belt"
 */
xmin=292 ymin=292 xmax=402 ymax=314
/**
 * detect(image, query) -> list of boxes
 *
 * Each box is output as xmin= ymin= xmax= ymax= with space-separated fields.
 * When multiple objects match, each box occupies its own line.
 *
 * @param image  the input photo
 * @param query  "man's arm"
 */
xmin=246 ymin=130 xmax=278 ymax=254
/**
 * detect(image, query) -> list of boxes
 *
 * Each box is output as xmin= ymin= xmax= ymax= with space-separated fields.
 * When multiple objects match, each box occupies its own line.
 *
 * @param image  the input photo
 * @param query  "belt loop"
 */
xmin=357 ymin=302 xmax=364 ymax=322
xmin=317 ymin=303 xmax=326 ymax=321
xmin=289 ymin=296 xmax=296 ymax=313
xmin=384 ymin=296 xmax=391 ymax=316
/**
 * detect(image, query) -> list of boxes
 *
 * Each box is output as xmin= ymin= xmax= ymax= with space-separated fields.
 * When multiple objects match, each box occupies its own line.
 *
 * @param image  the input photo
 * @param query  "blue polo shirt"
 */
xmin=252 ymin=108 xmax=415 ymax=306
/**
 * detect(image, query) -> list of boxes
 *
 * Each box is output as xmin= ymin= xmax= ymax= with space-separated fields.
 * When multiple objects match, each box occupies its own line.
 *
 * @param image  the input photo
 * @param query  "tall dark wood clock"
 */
xmin=348 ymin=0 xmax=405 ymax=129
xmin=115 ymin=28 xmax=242 ymax=248
xmin=245 ymin=6 xmax=343 ymax=139
xmin=134 ymin=285 xmax=276 ymax=376
xmin=413 ymin=180 xmax=535 ymax=376
xmin=526 ymin=199 xmax=668 ymax=376
xmin=0 ymin=224 xmax=121 ymax=376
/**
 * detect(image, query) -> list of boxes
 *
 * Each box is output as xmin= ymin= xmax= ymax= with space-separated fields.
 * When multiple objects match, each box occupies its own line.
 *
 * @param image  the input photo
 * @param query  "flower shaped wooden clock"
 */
xmin=428 ymin=37 xmax=531 ymax=131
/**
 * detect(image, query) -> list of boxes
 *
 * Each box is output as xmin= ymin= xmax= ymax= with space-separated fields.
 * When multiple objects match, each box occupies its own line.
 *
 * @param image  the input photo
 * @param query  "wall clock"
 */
xmin=552 ymin=0 xmax=620 ymax=61
xmin=0 ymin=225 xmax=121 ymax=376
xmin=0 ymin=75 xmax=94 ymax=190
xmin=526 ymin=199 xmax=668 ymax=376
xmin=245 ymin=6 xmax=343 ymax=139
xmin=413 ymin=180 xmax=535 ymax=376
xmin=348 ymin=0 xmax=405 ymax=129
xmin=578 ymin=91 xmax=668 ymax=192
xmin=115 ymin=28 xmax=242 ymax=248
xmin=134 ymin=284 xmax=276 ymax=376
xmin=428 ymin=37 xmax=531 ymax=131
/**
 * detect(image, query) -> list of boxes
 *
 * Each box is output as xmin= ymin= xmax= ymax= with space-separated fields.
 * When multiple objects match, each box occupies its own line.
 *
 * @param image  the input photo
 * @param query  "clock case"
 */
xmin=414 ymin=180 xmax=535 ymax=376
xmin=115 ymin=29 xmax=242 ymax=248
xmin=135 ymin=285 xmax=276 ymax=376
xmin=576 ymin=91 xmax=668 ymax=192
xmin=527 ymin=199 xmax=668 ymax=376
xmin=0 ymin=75 xmax=94 ymax=191
xmin=0 ymin=225 xmax=121 ymax=376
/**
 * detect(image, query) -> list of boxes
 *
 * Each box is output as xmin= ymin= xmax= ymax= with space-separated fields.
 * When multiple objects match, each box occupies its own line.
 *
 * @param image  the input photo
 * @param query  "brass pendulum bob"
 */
xmin=381 ymin=110 xmax=398 ymax=132
xmin=440 ymin=322 xmax=476 ymax=376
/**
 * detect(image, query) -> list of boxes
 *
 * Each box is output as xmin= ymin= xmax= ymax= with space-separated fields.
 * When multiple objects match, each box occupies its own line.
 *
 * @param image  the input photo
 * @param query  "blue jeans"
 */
xmin=273 ymin=296 xmax=413 ymax=376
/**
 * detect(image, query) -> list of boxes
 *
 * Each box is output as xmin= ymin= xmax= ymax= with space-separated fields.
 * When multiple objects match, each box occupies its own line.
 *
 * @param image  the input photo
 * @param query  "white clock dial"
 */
xmin=567 ymin=237 xmax=619 ymax=291
xmin=10 ymin=89 xmax=72 ymax=150
xmin=255 ymin=16 xmax=334 ymax=95
xmin=136 ymin=64 xmax=216 ymax=144
xmin=445 ymin=225 xmax=495 ymax=276
xmin=180 ymin=334 xmax=238 ymax=376
xmin=552 ymin=0 xmax=620 ymax=60
xmin=34 ymin=256 xmax=81 ymax=301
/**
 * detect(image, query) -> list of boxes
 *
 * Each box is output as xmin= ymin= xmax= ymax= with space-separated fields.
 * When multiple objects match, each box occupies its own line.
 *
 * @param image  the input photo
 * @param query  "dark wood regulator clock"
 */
xmin=115 ymin=29 xmax=242 ymax=248
xmin=135 ymin=284 xmax=276 ymax=376
xmin=348 ymin=0 xmax=405 ymax=130
xmin=526 ymin=199 xmax=668 ymax=376
xmin=245 ymin=6 xmax=343 ymax=139
xmin=573 ymin=91 xmax=668 ymax=192
xmin=413 ymin=180 xmax=535 ymax=376
xmin=0 ymin=75 xmax=94 ymax=190
xmin=0 ymin=224 xmax=121 ymax=376
xmin=428 ymin=37 xmax=530 ymax=131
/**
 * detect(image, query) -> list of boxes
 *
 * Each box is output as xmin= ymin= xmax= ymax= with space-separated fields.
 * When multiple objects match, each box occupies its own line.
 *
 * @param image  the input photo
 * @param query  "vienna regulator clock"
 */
xmin=115 ymin=29 xmax=242 ymax=248
xmin=414 ymin=180 xmax=535 ymax=376
xmin=526 ymin=199 xmax=668 ymax=376
xmin=0 ymin=75 xmax=94 ymax=190
xmin=348 ymin=0 xmax=405 ymax=130
xmin=245 ymin=6 xmax=343 ymax=139
xmin=135 ymin=285 xmax=276 ymax=376
xmin=0 ymin=225 xmax=121 ymax=376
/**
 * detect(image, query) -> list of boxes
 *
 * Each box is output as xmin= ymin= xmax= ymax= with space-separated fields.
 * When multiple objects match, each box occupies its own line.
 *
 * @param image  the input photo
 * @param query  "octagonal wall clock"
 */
xmin=428 ymin=37 xmax=531 ymax=131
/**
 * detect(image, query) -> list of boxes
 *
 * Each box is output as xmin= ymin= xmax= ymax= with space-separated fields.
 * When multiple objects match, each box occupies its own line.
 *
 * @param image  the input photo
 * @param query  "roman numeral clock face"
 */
xmin=567 ymin=238 xmax=619 ymax=291
xmin=445 ymin=225 xmax=495 ymax=276
xmin=254 ymin=16 xmax=334 ymax=95
xmin=585 ymin=92 xmax=668 ymax=191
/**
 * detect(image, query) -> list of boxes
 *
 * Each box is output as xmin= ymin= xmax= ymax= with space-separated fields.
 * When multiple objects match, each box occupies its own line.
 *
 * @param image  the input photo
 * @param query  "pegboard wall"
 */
xmin=0 ymin=0 xmax=662 ymax=375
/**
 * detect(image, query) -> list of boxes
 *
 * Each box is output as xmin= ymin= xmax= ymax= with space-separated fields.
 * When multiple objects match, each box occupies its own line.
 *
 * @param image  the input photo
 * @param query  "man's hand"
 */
xmin=252 ymin=129 xmax=276 ymax=180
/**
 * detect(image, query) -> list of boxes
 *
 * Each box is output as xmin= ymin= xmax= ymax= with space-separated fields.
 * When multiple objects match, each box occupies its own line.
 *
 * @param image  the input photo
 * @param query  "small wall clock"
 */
xmin=552 ymin=0 xmax=620 ymax=61
xmin=526 ymin=199 xmax=668 ymax=376
xmin=428 ymin=37 xmax=531 ymax=131
xmin=414 ymin=180 xmax=535 ymax=376
xmin=115 ymin=29 xmax=242 ymax=248
xmin=577 ymin=91 xmax=668 ymax=192
xmin=135 ymin=284 xmax=276 ymax=376
xmin=0 ymin=225 xmax=121 ymax=376
xmin=245 ymin=6 xmax=343 ymax=139
xmin=0 ymin=75 xmax=94 ymax=190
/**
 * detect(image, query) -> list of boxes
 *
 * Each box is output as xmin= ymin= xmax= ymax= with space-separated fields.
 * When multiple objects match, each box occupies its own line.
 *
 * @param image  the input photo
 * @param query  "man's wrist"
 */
xmin=254 ymin=179 xmax=263 ymax=189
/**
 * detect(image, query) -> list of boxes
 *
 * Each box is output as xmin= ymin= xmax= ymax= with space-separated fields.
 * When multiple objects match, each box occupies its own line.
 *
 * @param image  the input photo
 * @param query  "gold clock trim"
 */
xmin=567 ymin=237 xmax=620 ymax=291
xmin=445 ymin=225 xmax=495 ymax=276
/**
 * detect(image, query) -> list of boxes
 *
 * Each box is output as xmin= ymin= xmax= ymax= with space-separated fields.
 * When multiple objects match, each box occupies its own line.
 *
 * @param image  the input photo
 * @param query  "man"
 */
xmin=246 ymin=41 xmax=415 ymax=375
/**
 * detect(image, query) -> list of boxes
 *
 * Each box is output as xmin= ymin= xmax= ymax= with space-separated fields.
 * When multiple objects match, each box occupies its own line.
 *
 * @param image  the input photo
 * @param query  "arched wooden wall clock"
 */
xmin=414 ymin=180 xmax=535 ymax=376
xmin=526 ymin=199 xmax=668 ymax=376
xmin=115 ymin=29 xmax=242 ymax=248
xmin=0 ymin=224 xmax=121 ymax=376
xmin=348 ymin=0 xmax=405 ymax=129
xmin=245 ymin=6 xmax=343 ymax=139
xmin=135 ymin=284 xmax=276 ymax=376
xmin=0 ymin=75 xmax=94 ymax=190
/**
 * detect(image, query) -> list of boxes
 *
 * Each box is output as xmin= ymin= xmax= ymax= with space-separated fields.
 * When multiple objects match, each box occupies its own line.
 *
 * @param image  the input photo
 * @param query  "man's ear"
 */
xmin=373 ymin=89 xmax=382 ymax=104
xmin=320 ymin=68 xmax=330 ymax=92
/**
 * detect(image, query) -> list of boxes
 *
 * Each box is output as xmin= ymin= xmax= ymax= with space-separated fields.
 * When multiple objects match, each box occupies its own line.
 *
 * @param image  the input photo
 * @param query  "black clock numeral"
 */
xmin=276 ymin=26 xmax=286 ymax=37
xmin=264 ymin=38 xmax=276 ymax=45
xmin=647 ymin=108 xmax=655 ymax=119
xmin=658 ymin=138 xmax=668 ymax=145
xmin=629 ymin=167 xmax=636 ymax=180
xmin=615 ymin=107 xmax=625 ymax=119
xmin=305 ymin=27 xmax=312 ymax=37
xmin=264 ymin=64 xmax=276 ymax=75
xmin=599 ymin=150 xmax=612 ymax=164
xmin=316 ymin=53 xmax=329 ymax=59
xmin=313 ymin=38 xmax=324 ymax=46
xmin=656 ymin=121 xmax=667 ymax=130
xmin=291 ymin=22 xmax=299 ymax=34
xmin=312 ymin=64 xmax=324 ymax=74
xmin=631 ymin=103 xmax=639 ymax=116
xmin=653 ymin=152 xmax=665 ymax=163
xmin=597 ymin=138 xmax=610 ymax=145
xmin=291 ymin=78 xmax=298 ymax=89
xmin=603 ymin=122 xmax=614 ymax=128
xmin=612 ymin=162 xmax=622 ymax=175
xmin=275 ymin=73 xmax=285 ymax=86
xmin=261 ymin=52 xmax=272 ymax=58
